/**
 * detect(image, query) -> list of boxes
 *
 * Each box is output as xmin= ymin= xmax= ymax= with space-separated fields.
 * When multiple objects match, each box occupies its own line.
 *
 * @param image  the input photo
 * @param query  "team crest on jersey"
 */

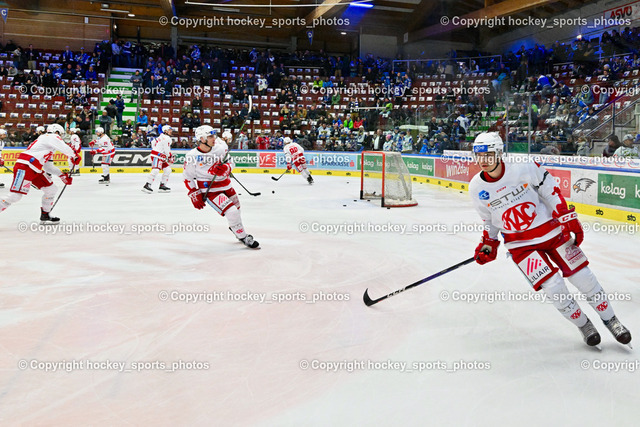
xmin=479 ymin=190 xmax=490 ymax=200
xmin=502 ymin=202 xmax=537 ymax=231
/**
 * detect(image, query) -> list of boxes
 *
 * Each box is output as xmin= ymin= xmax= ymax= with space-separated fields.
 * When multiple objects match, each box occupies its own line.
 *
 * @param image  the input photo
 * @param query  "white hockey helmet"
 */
xmin=69 ymin=127 xmax=80 ymax=134
xmin=95 ymin=126 xmax=105 ymax=136
xmin=163 ymin=125 xmax=173 ymax=134
xmin=222 ymin=130 xmax=233 ymax=141
xmin=473 ymin=132 xmax=504 ymax=157
xmin=36 ymin=125 xmax=46 ymax=134
xmin=47 ymin=124 xmax=65 ymax=135
xmin=283 ymin=137 xmax=292 ymax=145
xmin=0 ymin=128 xmax=7 ymax=138
xmin=195 ymin=125 xmax=215 ymax=143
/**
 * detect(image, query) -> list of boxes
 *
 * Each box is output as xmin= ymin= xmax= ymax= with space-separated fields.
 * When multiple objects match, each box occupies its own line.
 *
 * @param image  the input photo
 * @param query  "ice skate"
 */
xmin=40 ymin=209 xmax=60 ymax=225
xmin=142 ymin=183 xmax=153 ymax=193
xmin=99 ymin=174 xmax=110 ymax=185
xmin=579 ymin=318 xmax=601 ymax=348
xmin=603 ymin=316 xmax=632 ymax=348
xmin=158 ymin=183 xmax=171 ymax=193
xmin=240 ymin=234 xmax=260 ymax=249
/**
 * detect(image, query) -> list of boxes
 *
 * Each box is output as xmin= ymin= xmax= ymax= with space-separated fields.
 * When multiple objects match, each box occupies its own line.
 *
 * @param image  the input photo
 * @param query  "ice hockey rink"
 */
xmin=0 ymin=172 xmax=638 ymax=425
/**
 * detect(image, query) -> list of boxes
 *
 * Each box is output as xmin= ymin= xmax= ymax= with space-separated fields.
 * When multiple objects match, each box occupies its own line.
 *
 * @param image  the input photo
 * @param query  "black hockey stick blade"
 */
xmin=271 ymin=171 xmax=286 ymax=181
xmin=363 ymin=256 xmax=476 ymax=306
xmin=231 ymin=173 xmax=261 ymax=196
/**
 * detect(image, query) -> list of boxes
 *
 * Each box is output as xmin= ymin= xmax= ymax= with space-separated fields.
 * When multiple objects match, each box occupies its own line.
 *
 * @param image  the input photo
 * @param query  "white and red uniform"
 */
xmin=145 ymin=133 xmax=173 ymax=188
xmin=92 ymin=134 xmax=115 ymax=176
xmin=284 ymin=142 xmax=311 ymax=181
xmin=68 ymin=134 xmax=82 ymax=170
xmin=469 ymin=161 xmax=615 ymax=327
xmin=183 ymin=139 xmax=247 ymax=239
xmin=1 ymin=134 xmax=75 ymax=213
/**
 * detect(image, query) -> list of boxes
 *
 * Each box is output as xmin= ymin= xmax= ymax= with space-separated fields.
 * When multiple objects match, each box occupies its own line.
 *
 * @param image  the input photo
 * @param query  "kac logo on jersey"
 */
xmin=502 ymin=202 xmax=537 ymax=231
xmin=479 ymin=190 xmax=490 ymax=200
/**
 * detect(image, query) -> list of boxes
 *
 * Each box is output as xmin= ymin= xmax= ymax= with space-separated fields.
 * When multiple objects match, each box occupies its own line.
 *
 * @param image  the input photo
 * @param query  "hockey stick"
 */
xmin=363 ymin=256 xmax=476 ymax=306
xmin=271 ymin=170 xmax=287 ymax=181
xmin=230 ymin=172 xmax=261 ymax=196
xmin=50 ymin=165 xmax=76 ymax=213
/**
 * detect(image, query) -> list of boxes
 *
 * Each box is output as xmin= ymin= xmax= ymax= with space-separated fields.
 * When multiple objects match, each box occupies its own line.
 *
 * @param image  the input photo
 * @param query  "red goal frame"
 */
xmin=359 ymin=151 xmax=418 ymax=208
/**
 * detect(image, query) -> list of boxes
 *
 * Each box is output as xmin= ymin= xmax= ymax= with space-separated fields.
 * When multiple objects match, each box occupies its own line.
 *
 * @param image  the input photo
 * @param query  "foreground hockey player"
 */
xmin=0 ymin=128 xmax=7 ymax=188
xmin=283 ymin=137 xmax=313 ymax=184
xmin=0 ymin=124 xmax=80 ymax=223
xmin=90 ymin=126 xmax=115 ymax=185
xmin=183 ymin=125 xmax=259 ymax=249
xmin=142 ymin=124 xmax=174 ymax=193
xmin=469 ymin=132 xmax=631 ymax=348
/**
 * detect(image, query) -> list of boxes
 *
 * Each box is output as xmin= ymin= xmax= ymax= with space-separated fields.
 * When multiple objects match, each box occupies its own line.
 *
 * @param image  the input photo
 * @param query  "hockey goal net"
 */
xmin=360 ymin=151 xmax=417 ymax=207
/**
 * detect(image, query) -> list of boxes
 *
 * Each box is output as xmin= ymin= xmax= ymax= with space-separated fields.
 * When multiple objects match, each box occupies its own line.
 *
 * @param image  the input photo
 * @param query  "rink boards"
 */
xmin=1 ymin=148 xmax=639 ymax=224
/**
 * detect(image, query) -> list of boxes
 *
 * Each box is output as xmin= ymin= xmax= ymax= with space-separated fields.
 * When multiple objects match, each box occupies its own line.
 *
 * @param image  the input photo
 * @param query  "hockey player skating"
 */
xmin=142 ymin=124 xmax=174 ymax=193
xmin=0 ymin=128 xmax=7 ymax=188
xmin=67 ymin=128 xmax=82 ymax=175
xmin=283 ymin=137 xmax=313 ymax=184
xmin=469 ymin=132 xmax=631 ymax=348
xmin=90 ymin=126 xmax=115 ymax=185
xmin=183 ymin=125 xmax=259 ymax=249
xmin=0 ymin=124 xmax=80 ymax=223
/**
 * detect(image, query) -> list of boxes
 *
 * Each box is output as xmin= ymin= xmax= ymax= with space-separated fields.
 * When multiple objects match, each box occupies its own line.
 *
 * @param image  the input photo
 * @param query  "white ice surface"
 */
xmin=0 ymin=172 xmax=638 ymax=425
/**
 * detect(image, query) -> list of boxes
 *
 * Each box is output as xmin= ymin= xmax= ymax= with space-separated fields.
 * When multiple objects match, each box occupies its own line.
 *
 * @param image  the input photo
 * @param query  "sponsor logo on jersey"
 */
xmin=570 ymin=309 xmax=582 ymax=320
xmin=502 ymin=202 xmax=537 ymax=231
xmin=479 ymin=190 xmax=490 ymax=200
xmin=496 ymin=186 xmax=506 ymax=193
xmin=517 ymin=252 xmax=551 ymax=287
xmin=488 ymin=183 xmax=528 ymax=208
xmin=526 ymin=257 xmax=543 ymax=275
xmin=572 ymin=178 xmax=596 ymax=193
xmin=597 ymin=301 xmax=608 ymax=312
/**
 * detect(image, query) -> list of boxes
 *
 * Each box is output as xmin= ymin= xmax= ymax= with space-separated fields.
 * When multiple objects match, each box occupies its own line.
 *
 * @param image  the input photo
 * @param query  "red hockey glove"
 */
xmin=167 ymin=153 xmax=176 ymax=164
xmin=159 ymin=153 xmax=168 ymax=162
xmin=71 ymin=153 xmax=81 ymax=167
xmin=0 ymin=157 xmax=4 ymax=167
xmin=90 ymin=150 xmax=97 ymax=156
xmin=286 ymin=163 xmax=292 ymax=171
xmin=59 ymin=173 xmax=73 ymax=186
xmin=208 ymin=162 xmax=231 ymax=177
xmin=474 ymin=230 xmax=500 ymax=265
xmin=188 ymin=188 xmax=205 ymax=210
xmin=89 ymin=140 xmax=96 ymax=148
xmin=553 ymin=204 xmax=583 ymax=246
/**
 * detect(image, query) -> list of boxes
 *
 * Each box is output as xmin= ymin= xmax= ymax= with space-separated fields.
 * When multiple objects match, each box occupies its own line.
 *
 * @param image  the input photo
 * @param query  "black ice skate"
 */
xmin=99 ymin=175 xmax=110 ymax=185
xmin=142 ymin=183 xmax=153 ymax=193
xmin=307 ymin=175 xmax=314 ymax=185
xmin=0 ymin=182 xmax=5 ymax=188
xmin=158 ymin=183 xmax=171 ymax=193
xmin=603 ymin=316 xmax=632 ymax=347
xmin=240 ymin=234 xmax=260 ymax=249
xmin=40 ymin=209 xmax=60 ymax=225
xmin=579 ymin=318 xmax=601 ymax=348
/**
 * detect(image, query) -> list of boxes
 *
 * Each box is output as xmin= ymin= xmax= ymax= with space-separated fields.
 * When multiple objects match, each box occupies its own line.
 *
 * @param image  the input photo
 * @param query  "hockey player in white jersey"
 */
xmin=142 ymin=125 xmax=174 ymax=193
xmin=67 ymin=128 xmax=82 ymax=175
xmin=469 ymin=132 xmax=631 ymax=348
xmin=0 ymin=128 xmax=7 ymax=188
xmin=0 ymin=124 xmax=80 ymax=223
xmin=90 ymin=126 xmax=115 ymax=185
xmin=283 ymin=137 xmax=313 ymax=184
xmin=183 ymin=125 xmax=259 ymax=249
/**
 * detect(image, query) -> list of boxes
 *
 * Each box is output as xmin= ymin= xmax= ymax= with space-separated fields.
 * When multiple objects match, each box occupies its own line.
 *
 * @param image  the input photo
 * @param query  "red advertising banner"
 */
xmin=547 ymin=168 xmax=572 ymax=198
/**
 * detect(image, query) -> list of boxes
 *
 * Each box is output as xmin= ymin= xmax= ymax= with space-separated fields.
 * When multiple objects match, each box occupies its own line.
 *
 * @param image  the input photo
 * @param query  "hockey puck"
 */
xmin=272 ymin=190 xmax=275 ymax=194
xmin=387 ymin=207 xmax=390 ymax=210
xmin=353 ymin=199 xmax=357 ymax=202
xmin=343 ymin=204 xmax=346 ymax=207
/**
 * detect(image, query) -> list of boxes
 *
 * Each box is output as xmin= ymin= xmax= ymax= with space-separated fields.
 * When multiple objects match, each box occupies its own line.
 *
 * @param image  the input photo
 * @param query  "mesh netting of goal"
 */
xmin=360 ymin=151 xmax=418 ymax=207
